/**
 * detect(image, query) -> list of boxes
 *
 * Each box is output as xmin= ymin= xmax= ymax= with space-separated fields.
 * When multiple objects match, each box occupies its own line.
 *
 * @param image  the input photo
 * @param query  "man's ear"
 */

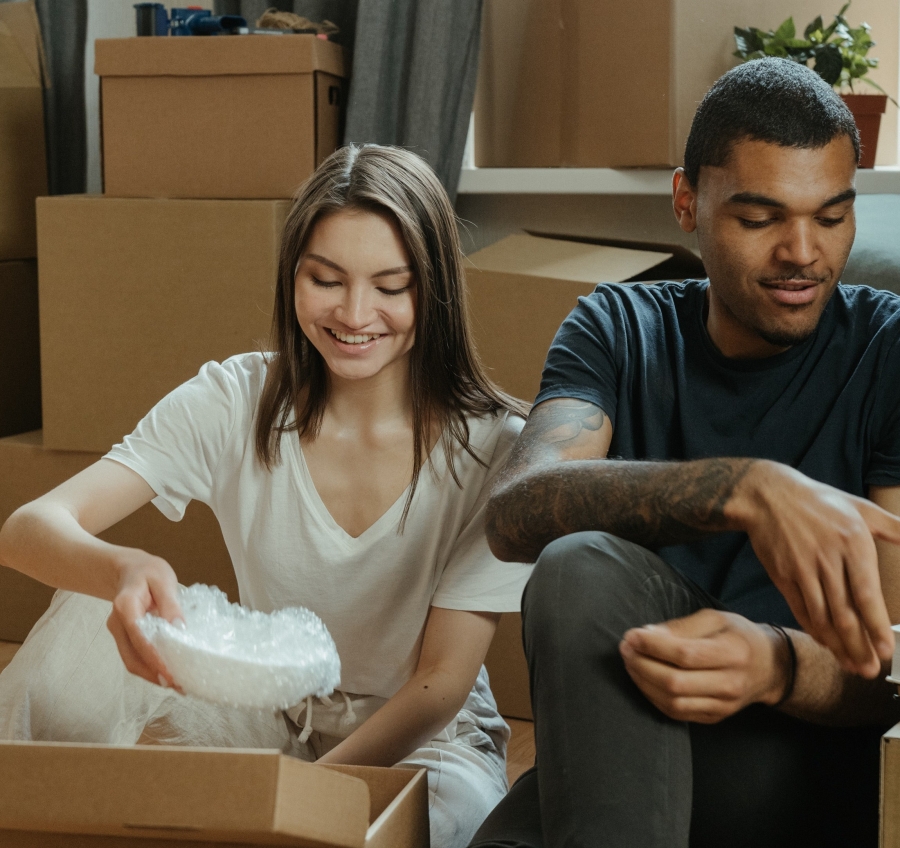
xmin=672 ymin=168 xmax=698 ymax=234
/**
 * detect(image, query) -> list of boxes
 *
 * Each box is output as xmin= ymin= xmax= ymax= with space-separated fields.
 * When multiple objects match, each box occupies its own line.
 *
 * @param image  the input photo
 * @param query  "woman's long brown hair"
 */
xmin=255 ymin=145 xmax=528 ymax=527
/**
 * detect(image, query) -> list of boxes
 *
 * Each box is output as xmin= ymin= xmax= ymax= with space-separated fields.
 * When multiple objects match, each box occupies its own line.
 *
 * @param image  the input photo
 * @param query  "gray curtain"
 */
xmin=0 ymin=0 xmax=88 ymax=194
xmin=344 ymin=0 xmax=482 ymax=202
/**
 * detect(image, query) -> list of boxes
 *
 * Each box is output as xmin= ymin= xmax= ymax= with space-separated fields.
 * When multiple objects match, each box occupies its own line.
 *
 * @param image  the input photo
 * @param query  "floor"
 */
xmin=505 ymin=718 xmax=535 ymax=784
xmin=0 ymin=639 xmax=537 ymax=784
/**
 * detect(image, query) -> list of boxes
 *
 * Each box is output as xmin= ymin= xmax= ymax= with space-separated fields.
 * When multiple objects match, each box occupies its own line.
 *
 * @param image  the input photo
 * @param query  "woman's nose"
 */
xmin=336 ymin=287 xmax=375 ymax=329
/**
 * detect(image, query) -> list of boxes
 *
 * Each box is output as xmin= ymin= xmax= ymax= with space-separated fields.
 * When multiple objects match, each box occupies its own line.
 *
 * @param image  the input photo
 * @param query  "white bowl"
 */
xmin=138 ymin=584 xmax=341 ymax=710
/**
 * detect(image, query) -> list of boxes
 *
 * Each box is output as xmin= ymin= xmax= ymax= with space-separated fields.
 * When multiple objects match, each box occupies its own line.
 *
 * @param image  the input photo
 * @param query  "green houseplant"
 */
xmin=733 ymin=3 xmax=895 ymax=167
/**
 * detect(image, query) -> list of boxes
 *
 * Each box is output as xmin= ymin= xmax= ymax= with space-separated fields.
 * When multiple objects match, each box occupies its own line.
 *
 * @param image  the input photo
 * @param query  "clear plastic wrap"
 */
xmin=137 ymin=584 xmax=341 ymax=710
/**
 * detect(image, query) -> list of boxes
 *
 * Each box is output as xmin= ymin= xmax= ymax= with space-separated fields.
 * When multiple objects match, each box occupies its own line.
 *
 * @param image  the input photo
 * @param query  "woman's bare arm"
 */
xmin=0 ymin=459 xmax=182 ymax=685
xmin=316 ymin=606 xmax=499 ymax=767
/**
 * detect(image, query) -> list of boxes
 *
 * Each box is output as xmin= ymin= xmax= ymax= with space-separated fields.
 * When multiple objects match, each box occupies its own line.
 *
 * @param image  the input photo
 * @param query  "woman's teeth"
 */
xmin=330 ymin=329 xmax=381 ymax=344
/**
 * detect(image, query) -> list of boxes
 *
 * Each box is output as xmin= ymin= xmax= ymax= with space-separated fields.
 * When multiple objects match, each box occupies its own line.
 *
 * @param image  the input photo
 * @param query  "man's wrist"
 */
xmin=723 ymin=459 xmax=778 ymax=533
xmin=760 ymin=622 xmax=796 ymax=707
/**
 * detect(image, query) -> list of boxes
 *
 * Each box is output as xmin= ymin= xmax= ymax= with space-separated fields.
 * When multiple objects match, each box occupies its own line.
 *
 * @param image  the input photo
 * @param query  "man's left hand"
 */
xmin=619 ymin=609 xmax=787 ymax=724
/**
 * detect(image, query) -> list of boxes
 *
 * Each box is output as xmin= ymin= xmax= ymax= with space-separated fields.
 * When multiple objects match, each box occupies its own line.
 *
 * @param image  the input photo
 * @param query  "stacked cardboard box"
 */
xmin=0 ymin=30 xmax=430 ymax=848
xmin=0 ymin=1 xmax=46 ymax=441
xmin=2 ymin=33 xmax=346 ymax=636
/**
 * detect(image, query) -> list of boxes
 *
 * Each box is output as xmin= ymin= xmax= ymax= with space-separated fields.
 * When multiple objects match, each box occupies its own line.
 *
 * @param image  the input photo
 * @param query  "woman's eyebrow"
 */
xmin=305 ymin=253 xmax=346 ymax=273
xmin=303 ymin=254 xmax=411 ymax=279
xmin=372 ymin=265 xmax=412 ymax=279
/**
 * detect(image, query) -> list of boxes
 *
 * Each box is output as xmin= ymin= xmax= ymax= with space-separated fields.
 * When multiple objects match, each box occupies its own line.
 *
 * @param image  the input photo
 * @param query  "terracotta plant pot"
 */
xmin=841 ymin=93 xmax=888 ymax=168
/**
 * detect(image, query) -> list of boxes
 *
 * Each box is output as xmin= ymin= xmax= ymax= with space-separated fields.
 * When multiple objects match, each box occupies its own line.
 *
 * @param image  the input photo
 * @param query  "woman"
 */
xmin=0 ymin=145 xmax=531 ymax=848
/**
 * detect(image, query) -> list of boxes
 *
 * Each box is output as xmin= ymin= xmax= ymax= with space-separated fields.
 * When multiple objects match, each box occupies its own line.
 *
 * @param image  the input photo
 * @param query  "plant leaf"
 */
xmin=804 ymin=15 xmax=824 ymax=39
xmin=775 ymin=17 xmax=796 ymax=41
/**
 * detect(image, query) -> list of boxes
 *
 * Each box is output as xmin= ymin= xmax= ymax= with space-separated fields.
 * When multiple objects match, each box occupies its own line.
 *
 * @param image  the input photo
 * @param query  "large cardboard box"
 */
xmin=884 ymin=722 xmax=900 ymax=846
xmin=37 ymin=195 xmax=289 ymax=452
xmin=0 ymin=431 xmax=238 ymax=642
xmin=0 ymin=260 xmax=41 ymax=438
xmin=0 ymin=742 xmax=429 ymax=848
xmin=0 ymin=0 xmax=48 ymax=259
xmin=475 ymin=0 xmax=899 ymax=168
xmin=95 ymin=35 xmax=345 ymax=199
xmin=465 ymin=232 xmax=702 ymax=403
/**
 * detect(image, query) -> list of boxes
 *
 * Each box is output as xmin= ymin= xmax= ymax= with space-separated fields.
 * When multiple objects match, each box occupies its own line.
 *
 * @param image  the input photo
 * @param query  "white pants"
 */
xmin=0 ymin=590 xmax=509 ymax=848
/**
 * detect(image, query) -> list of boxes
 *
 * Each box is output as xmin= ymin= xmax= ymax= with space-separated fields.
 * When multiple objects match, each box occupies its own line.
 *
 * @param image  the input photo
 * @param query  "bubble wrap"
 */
xmin=137 ymin=584 xmax=341 ymax=710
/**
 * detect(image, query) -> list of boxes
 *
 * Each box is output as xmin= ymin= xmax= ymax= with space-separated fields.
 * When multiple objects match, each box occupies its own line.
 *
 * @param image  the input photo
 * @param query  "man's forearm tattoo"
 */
xmin=487 ymin=400 xmax=756 ymax=562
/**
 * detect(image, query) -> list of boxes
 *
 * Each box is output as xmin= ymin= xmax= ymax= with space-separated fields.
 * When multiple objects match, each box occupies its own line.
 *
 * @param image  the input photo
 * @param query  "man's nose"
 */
xmin=773 ymin=220 xmax=819 ymax=270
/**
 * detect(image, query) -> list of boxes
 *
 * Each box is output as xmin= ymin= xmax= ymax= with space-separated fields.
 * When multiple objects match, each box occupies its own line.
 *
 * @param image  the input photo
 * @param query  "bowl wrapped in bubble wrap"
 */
xmin=137 ymin=584 xmax=341 ymax=710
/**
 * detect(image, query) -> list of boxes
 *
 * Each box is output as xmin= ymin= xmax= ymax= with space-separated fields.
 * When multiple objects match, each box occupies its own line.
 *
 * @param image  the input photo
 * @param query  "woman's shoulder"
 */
xmin=191 ymin=352 xmax=270 ymax=402
xmin=459 ymin=408 xmax=525 ymax=469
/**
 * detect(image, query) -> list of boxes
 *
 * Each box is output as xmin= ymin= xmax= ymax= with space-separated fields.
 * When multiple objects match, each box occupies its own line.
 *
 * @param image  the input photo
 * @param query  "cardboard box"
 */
xmin=0 ymin=260 xmax=41 ymax=438
xmin=0 ymin=0 xmax=48 ymax=259
xmin=465 ymin=232 xmax=702 ymax=402
xmin=884 ymin=722 xmax=900 ymax=846
xmin=0 ymin=431 xmax=238 ymax=642
xmin=95 ymin=35 xmax=345 ymax=199
xmin=475 ymin=0 xmax=899 ymax=168
xmin=485 ymin=613 xmax=532 ymax=721
xmin=37 ymin=195 xmax=289 ymax=452
xmin=0 ymin=742 xmax=429 ymax=848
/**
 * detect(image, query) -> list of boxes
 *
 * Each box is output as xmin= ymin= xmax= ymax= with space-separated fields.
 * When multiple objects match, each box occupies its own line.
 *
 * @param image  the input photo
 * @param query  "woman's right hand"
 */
xmin=106 ymin=549 xmax=184 ymax=689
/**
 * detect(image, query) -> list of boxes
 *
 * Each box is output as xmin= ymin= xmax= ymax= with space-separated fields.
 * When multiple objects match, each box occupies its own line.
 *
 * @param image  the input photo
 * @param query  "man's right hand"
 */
xmin=107 ymin=550 xmax=184 ymax=689
xmin=728 ymin=459 xmax=900 ymax=678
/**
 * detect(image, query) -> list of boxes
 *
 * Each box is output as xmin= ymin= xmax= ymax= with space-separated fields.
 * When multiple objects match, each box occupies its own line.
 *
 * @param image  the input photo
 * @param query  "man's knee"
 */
xmin=523 ymin=531 xmax=663 ymax=629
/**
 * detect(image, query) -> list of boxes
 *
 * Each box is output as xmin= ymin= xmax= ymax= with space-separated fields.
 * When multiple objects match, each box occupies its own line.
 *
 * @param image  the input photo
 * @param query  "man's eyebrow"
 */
xmin=726 ymin=188 xmax=857 ymax=209
xmin=303 ymin=254 xmax=412 ymax=279
xmin=727 ymin=192 xmax=785 ymax=208
xmin=820 ymin=188 xmax=857 ymax=207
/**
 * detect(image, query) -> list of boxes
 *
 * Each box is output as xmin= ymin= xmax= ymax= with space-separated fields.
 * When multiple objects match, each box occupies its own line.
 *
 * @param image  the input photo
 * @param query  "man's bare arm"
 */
xmin=486 ymin=398 xmax=754 ymax=563
xmin=487 ymin=398 xmax=900 ymax=678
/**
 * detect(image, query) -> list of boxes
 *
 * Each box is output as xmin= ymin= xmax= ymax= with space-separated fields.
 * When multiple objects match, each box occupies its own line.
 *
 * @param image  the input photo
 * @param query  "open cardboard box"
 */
xmin=465 ymin=231 xmax=703 ymax=403
xmin=0 ymin=742 xmax=428 ymax=848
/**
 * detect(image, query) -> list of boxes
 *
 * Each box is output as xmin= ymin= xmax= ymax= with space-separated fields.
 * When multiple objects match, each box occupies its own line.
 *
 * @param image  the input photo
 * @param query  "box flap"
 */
xmin=274 ymin=759 xmax=370 ymax=848
xmin=0 ymin=1 xmax=47 ymax=87
xmin=95 ymin=35 xmax=345 ymax=78
xmin=467 ymin=233 xmax=672 ymax=284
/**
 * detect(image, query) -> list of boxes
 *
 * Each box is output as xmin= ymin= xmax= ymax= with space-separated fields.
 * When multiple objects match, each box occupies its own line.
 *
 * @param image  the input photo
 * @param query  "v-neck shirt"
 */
xmin=106 ymin=353 xmax=530 ymax=698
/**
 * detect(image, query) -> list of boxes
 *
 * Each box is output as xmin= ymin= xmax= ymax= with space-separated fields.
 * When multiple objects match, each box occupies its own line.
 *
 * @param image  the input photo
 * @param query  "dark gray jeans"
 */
xmin=472 ymin=532 xmax=883 ymax=848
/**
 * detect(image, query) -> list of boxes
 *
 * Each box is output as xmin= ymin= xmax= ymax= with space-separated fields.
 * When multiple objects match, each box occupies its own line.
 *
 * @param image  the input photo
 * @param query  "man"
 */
xmin=471 ymin=58 xmax=900 ymax=848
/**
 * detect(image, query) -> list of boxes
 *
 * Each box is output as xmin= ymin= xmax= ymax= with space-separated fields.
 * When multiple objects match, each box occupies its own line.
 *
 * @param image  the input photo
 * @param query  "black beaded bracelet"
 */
xmin=768 ymin=623 xmax=797 ymax=708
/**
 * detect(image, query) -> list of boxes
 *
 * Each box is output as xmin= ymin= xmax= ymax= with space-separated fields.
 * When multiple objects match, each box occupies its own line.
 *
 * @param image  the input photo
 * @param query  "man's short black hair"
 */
xmin=683 ymin=57 xmax=860 ymax=186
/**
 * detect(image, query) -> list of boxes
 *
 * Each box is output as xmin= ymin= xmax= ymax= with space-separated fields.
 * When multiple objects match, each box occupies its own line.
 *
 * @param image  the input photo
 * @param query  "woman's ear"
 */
xmin=672 ymin=168 xmax=699 ymax=234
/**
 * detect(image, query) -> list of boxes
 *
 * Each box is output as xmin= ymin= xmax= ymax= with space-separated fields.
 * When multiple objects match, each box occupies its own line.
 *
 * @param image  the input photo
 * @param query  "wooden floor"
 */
xmin=506 ymin=718 xmax=535 ymax=784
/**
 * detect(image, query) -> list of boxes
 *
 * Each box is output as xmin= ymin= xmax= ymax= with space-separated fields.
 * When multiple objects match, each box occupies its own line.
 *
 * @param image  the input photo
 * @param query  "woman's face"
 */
xmin=294 ymin=208 xmax=416 ymax=385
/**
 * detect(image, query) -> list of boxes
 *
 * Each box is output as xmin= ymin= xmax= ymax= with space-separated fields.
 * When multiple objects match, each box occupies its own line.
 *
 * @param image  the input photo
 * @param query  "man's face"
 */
xmin=674 ymin=136 xmax=857 ymax=358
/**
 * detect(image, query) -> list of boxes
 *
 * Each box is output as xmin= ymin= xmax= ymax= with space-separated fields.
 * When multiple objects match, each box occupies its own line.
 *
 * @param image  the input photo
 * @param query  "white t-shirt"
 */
xmin=106 ymin=353 xmax=531 ymax=699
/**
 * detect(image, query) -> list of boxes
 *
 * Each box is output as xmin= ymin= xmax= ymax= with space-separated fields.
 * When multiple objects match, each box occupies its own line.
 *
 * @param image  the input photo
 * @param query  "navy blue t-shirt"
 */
xmin=535 ymin=280 xmax=900 ymax=627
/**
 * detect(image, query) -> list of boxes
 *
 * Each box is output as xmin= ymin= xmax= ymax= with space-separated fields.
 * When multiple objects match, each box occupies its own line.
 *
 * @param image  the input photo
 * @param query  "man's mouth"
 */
xmin=329 ymin=328 xmax=381 ymax=345
xmin=758 ymin=277 xmax=824 ymax=306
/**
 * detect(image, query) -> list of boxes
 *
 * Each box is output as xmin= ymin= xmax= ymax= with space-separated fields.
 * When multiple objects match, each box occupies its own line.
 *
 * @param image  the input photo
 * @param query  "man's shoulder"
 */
xmin=585 ymin=278 xmax=705 ymax=309
xmin=831 ymin=283 xmax=900 ymax=341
